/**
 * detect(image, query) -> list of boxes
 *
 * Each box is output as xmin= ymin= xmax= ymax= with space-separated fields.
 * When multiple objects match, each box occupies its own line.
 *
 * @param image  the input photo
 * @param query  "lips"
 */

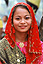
xmin=19 ymin=26 xmax=27 ymax=29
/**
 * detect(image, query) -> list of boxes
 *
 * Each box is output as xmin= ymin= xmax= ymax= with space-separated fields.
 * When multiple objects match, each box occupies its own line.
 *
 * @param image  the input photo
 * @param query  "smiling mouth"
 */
xmin=19 ymin=26 xmax=27 ymax=29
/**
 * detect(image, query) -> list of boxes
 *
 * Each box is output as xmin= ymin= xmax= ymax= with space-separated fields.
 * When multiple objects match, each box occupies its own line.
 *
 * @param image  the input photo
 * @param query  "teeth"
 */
xmin=19 ymin=26 xmax=27 ymax=27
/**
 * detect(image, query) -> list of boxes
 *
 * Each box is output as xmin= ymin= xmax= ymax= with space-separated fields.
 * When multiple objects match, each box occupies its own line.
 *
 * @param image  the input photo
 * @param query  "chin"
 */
xmin=19 ymin=30 xmax=28 ymax=33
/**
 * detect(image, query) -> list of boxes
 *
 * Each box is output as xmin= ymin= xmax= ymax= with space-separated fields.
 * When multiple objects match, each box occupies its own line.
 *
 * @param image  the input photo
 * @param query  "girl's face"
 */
xmin=13 ymin=7 xmax=32 ymax=33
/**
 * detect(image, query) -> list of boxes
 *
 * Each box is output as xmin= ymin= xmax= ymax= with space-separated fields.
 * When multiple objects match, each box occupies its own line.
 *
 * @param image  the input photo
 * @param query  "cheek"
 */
xmin=13 ymin=20 xmax=19 ymax=27
xmin=28 ymin=19 xmax=32 ymax=25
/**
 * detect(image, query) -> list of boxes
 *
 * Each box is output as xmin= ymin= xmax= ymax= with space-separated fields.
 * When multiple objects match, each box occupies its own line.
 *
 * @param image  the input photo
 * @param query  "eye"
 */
xmin=25 ymin=16 xmax=31 ymax=20
xmin=16 ymin=17 xmax=20 ymax=20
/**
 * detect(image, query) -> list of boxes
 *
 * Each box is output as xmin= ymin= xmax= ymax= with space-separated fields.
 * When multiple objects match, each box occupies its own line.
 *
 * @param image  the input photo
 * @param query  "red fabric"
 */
xmin=4 ymin=2 xmax=42 ymax=64
xmin=0 ymin=61 xmax=2 ymax=64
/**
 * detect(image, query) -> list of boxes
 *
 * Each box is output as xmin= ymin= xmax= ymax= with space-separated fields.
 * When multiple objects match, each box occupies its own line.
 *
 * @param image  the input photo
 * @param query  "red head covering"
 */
xmin=4 ymin=2 xmax=42 ymax=64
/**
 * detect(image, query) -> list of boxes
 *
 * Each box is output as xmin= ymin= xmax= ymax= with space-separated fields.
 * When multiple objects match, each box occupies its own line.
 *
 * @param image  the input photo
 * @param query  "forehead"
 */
xmin=15 ymin=6 xmax=28 ymax=11
xmin=13 ymin=5 xmax=30 ymax=13
xmin=14 ymin=7 xmax=30 ymax=15
xmin=14 ymin=5 xmax=29 ymax=10
xmin=3 ymin=16 xmax=7 ymax=18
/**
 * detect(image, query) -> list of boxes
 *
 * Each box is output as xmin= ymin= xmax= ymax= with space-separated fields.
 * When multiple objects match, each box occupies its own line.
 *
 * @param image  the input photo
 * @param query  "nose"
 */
xmin=20 ymin=19 xmax=25 ymax=24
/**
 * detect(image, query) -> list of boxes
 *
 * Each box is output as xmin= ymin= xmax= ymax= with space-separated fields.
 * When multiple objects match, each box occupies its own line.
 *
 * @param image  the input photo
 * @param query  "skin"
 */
xmin=13 ymin=7 xmax=32 ymax=42
xmin=3 ymin=16 xmax=7 ymax=23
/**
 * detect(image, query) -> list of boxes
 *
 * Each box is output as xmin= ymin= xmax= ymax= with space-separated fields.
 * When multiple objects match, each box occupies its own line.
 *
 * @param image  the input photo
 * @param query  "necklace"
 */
xmin=19 ymin=42 xmax=24 ymax=48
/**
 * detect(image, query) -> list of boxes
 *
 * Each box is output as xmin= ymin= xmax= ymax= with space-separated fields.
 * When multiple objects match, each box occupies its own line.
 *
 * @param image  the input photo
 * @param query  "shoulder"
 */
xmin=37 ymin=41 xmax=43 ymax=64
xmin=40 ymin=41 xmax=43 ymax=44
xmin=0 ymin=38 xmax=10 ymax=57
xmin=40 ymin=41 xmax=43 ymax=56
xmin=0 ymin=38 xmax=9 ymax=48
xmin=0 ymin=38 xmax=9 ymax=63
xmin=40 ymin=41 xmax=43 ymax=51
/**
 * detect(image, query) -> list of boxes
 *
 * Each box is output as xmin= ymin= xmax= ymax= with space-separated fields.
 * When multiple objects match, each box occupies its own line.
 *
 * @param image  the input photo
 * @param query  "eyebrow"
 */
xmin=15 ymin=15 xmax=31 ymax=17
xmin=25 ymin=15 xmax=30 ymax=16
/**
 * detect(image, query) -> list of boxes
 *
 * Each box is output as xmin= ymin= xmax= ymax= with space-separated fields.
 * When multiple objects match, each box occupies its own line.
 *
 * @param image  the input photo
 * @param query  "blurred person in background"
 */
xmin=0 ymin=18 xmax=3 ymax=39
xmin=2 ymin=15 xmax=8 ymax=38
xmin=39 ymin=16 xmax=43 ymax=42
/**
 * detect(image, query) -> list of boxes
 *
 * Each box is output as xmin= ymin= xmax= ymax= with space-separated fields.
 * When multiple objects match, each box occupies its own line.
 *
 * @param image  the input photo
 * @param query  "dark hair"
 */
xmin=39 ymin=16 xmax=43 ymax=30
xmin=3 ymin=15 xmax=8 ymax=20
xmin=11 ymin=4 xmax=30 ymax=24
xmin=39 ymin=16 xmax=43 ymax=41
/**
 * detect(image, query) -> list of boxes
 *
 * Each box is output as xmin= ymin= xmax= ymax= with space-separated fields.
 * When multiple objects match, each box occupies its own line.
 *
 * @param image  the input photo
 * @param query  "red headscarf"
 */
xmin=4 ymin=2 xmax=42 ymax=64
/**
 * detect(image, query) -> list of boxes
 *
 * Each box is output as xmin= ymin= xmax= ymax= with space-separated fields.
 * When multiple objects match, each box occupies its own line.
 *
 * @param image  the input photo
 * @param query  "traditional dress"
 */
xmin=0 ymin=2 xmax=43 ymax=64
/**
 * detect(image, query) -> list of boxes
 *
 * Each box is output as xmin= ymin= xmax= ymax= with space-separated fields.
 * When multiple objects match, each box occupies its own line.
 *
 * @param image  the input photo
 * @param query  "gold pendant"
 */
xmin=19 ymin=42 xmax=24 ymax=48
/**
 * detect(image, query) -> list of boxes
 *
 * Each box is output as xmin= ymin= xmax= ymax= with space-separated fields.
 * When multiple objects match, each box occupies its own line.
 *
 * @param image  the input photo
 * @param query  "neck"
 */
xmin=15 ymin=31 xmax=28 ymax=42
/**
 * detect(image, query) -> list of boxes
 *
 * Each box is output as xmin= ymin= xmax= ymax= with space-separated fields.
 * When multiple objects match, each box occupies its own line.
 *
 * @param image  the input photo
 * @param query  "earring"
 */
xmin=12 ymin=24 xmax=13 ymax=27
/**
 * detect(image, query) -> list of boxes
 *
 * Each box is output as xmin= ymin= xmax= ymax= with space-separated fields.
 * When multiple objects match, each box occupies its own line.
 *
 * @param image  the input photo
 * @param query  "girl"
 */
xmin=0 ymin=2 xmax=43 ymax=64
